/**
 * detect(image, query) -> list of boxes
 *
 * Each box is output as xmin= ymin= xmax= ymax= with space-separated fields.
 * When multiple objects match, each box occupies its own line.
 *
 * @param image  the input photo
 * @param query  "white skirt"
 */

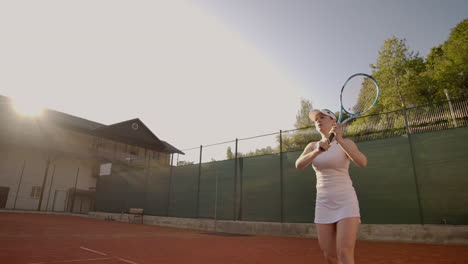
xmin=314 ymin=185 xmax=360 ymax=224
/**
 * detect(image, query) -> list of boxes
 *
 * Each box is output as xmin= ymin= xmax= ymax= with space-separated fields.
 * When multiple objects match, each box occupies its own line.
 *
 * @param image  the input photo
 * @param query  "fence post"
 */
xmin=37 ymin=157 xmax=51 ymax=211
xmin=167 ymin=153 xmax=174 ymax=216
xmin=196 ymin=145 xmax=202 ymax=218
xmin=13 ymin=160 xmax=26 ymax=210
xmin=279 ymin=130 xmax=284 ymax=223
xmin=233 ymin=138 xmax=238 ymax=220
xmin=45 ymin=165 xmax=56 ymax=211
xmin=70 ymin=167 xmax=80 ymax=213
xmin=402 ymin=106 xmax=425 ymax=225
xmin=143 ymin=151 xmax=150 ymax=216
xmin=444 ymin=89 xmax=458 ymax=128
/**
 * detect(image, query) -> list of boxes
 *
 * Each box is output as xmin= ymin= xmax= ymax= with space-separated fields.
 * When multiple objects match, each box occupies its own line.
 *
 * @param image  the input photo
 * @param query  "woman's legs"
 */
xmin=336 ymin=217 xmax=360 ymax=264
xmin=316 ymin=223 xmax=338 ymax=264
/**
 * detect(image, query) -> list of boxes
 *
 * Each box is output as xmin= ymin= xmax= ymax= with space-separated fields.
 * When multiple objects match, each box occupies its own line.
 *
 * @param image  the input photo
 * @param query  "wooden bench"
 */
xmin=128 ymin=208 xmax=144 ymax=224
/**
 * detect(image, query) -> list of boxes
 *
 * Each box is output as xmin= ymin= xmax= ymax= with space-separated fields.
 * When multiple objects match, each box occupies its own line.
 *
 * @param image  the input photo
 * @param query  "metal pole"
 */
xmin=279 ymin=130 xmax=284 ymax=223
xmin=444 ymin=89 xmax=458 ymax=128
xmin=238 ymin=157 xmax=243 ymax=221
xmin=13 ymin=160 xmax=26 ymax=209
xmin=401 ymin=104 xmax=424 ymax=225
xmin=196 ymin=145 xmax=202 ymax=218
xmin=37 ymin=157 xmax=51 ymax=211
xmin=143 ymin=151 xmax=150 ymax=216
xmin=167 ymin=153 xmax=174 ymax=216
xmin=70 ymin=168 xmax=80 ymax=213
xmin=45 ymin=165 xmax=56 ymax=211
xmin=233 ymin=138 xmax=238 ymax=220
xmin=214 ymin=167 xmax=219 ymax=232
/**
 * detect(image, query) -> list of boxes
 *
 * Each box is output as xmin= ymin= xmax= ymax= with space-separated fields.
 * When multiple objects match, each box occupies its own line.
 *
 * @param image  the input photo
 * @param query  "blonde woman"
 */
xmin=296 ymin=109 xmax=367 ymax=264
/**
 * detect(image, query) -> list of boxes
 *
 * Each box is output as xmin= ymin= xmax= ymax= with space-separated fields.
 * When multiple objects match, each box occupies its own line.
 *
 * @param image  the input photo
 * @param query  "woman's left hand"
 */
xmin=330 ymin=123 xmax=344 ymax=141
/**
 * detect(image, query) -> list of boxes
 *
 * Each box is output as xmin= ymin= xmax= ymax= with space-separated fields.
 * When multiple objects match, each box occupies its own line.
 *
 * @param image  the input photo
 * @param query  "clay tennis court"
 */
xmin=1 ymin=212 xmax=467 ymax=264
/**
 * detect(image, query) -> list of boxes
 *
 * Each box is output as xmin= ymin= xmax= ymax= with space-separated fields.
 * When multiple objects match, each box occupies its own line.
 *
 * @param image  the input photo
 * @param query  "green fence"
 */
xmin=95 ymin=127 xmax=468 ymax=225
xmin=95 ymin=99 xmax=468 ymax=225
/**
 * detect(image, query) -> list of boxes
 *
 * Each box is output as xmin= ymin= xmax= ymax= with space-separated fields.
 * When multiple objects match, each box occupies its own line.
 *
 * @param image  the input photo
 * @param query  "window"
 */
xmin=30 ymin=186 xmax=42 ymax=199
xmin=128 ymin=145 xmax=139 ymax=156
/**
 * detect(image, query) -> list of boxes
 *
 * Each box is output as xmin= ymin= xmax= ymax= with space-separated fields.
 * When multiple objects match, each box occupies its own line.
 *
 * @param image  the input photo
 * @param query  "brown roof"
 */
xmin=0 ymin=95 xmax=183 ymax=154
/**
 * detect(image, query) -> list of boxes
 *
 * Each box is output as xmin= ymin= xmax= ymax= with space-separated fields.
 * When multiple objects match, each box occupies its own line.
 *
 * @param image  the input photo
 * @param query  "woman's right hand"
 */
xmin=315 ymin=139 xmax=330 ymax=152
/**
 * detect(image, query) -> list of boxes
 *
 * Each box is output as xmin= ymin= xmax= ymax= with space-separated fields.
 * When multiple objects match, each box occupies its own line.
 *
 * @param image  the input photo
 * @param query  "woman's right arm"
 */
xmin=295 ymin=141 xmax=327 ymax=169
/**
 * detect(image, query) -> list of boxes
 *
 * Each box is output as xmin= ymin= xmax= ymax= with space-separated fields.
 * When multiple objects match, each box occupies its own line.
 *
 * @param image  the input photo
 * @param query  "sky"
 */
xmin=1 ymin=0 xmax=467 ymax=161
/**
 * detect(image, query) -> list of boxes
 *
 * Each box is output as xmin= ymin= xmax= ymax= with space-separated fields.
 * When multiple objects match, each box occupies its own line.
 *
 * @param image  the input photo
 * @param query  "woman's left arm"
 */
xmin=330 ymin=123 xmax=368 ymax=168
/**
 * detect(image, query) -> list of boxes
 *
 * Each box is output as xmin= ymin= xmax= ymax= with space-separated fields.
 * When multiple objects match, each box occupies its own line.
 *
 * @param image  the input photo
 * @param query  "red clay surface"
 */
xmin=0 ymin=212 xmax=467 ymax=264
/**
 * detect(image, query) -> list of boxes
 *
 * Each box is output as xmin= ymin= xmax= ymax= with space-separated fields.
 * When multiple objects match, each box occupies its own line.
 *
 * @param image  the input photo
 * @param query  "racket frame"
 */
xmin=329 ymin=73 xmax=380 ymax=142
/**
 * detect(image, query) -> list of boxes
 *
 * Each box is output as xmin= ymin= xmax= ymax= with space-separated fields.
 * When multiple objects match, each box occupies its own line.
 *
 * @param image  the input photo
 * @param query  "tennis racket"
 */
xmin=328 ymin=73 xmax=380 ymax=142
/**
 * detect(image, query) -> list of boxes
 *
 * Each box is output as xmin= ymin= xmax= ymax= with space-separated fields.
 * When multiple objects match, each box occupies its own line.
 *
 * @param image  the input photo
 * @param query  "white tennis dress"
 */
xmin=312 ymin=141 xmax=360 ymax=224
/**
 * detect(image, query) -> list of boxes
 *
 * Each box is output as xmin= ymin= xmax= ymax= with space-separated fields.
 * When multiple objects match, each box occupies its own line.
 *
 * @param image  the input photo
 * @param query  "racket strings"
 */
xmin=342 ymin=77 xmax=378 ymax=115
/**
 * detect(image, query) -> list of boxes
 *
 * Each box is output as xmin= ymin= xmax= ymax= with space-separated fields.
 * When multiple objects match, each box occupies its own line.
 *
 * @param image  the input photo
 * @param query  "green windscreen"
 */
xmin=411 ymin=128 xmax=468 ymax=225
xmin=169 ymin=164 xmax=199 ymax=218
xmin=198 ymin=160 xmax=236 ymax=220
xmin=239 ymin=155 xmax=281 ymax=222
xmin=145 ymin=167 xmax=171 ymax=216
xmin=352 ymin=137 xmax=421 ymax=224
xmin=282 ymin=151 xmax=316 ymax=223
xmin=95 ymin=127 xmax=468 ymax=225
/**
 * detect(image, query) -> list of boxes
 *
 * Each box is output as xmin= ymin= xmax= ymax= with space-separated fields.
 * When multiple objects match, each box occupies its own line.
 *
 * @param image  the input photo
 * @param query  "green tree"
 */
xmin=294 ymin=98 xmax=314 ymax=129
xmin=280 ymin=98 xmax=320 ymax=152
xmin=426 ymin=19 xmax=468 ymax=98
xmin=226 ymin=146 xmax=235 ymax=159
xmin=370 ymin=37 xmax=427 ymax=111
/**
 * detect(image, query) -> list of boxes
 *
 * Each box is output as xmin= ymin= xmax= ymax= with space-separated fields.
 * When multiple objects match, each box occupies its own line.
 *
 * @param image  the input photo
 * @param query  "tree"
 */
xmin=226 ymin=146 xmax=235 ymax=159
xmin=177 ymin=161 xmax=194 ymax=166
xmin=370 ymin=37 xmax=428 ymax=111
xmin=426 ymin=19 xmax=468 ymax=99
xmin=280 ymin=98 xmax=320 ymax=152
xmin=294 ymin=98 xmax=314 ymax=129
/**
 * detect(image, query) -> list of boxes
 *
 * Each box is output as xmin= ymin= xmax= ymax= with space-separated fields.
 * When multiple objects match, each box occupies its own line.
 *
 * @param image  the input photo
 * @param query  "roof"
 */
xmin=92 ymin=118 xmax=184 ymax=154
xmin=0 ymin=94 xmax=183 ymax=154
xmin=43 ymin=109 xmax=106 ymax=131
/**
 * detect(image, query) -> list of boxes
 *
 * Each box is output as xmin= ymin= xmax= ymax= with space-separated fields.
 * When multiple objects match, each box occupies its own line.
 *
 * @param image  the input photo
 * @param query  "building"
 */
xmin=0 ymin=95 xmax=183 ymax=214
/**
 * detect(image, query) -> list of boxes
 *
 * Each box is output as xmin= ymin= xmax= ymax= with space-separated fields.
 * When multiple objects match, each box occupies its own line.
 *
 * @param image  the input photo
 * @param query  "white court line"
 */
xmin=80 ymin=247 xmax=139 ymax=264
xmin=28 ymin=257 xmax=113 ymax=264
xmin=117 ymin=258 xmax=139 ymax=264
xmin=79 ymin=246 xmax=107 ymax=256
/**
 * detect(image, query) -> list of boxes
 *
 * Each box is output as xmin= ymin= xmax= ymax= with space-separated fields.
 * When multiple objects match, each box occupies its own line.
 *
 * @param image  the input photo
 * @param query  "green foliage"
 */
xmin=426 ymin=19 xmax=468 ymax=98
xmin=226 ymin=146 xmax=235 ymax=159
xmin=370 ymin=37 xmax=427 ymax=111
xmin=238 ymin=146 xmax=275 ymax=158
xmin=294 ymin=98 xmax=314 ymax=129
xmin=281 ymin=98 xmax=320 ymax=152
xmin=177 ymin=160 xmax=194 ymax=166
xmin=223 ymin=19 xmax=468 ymax=159
xmin=369 ymin=19 xmax=467 ymax=113
xmin=225 ymin=144 xmax=275 ymax=159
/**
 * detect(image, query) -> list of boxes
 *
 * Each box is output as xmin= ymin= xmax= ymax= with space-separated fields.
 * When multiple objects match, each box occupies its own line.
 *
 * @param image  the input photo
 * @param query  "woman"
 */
xmin=295 ymin=109 xmax=368 ymax=264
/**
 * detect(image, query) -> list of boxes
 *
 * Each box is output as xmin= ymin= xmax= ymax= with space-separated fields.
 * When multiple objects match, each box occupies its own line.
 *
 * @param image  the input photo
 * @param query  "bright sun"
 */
xmin=13 ymin=98 xmax=44 ymax=117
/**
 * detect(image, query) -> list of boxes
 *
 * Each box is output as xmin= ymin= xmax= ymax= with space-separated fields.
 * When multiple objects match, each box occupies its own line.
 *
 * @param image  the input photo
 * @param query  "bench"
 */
xmin=128 ymin=208 xmax=144 ymax=224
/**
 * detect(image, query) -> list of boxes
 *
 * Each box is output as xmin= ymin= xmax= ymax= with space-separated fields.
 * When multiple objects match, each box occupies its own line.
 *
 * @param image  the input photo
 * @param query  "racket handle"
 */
xmin=318 ymin=133 xmax=335 ymax=151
